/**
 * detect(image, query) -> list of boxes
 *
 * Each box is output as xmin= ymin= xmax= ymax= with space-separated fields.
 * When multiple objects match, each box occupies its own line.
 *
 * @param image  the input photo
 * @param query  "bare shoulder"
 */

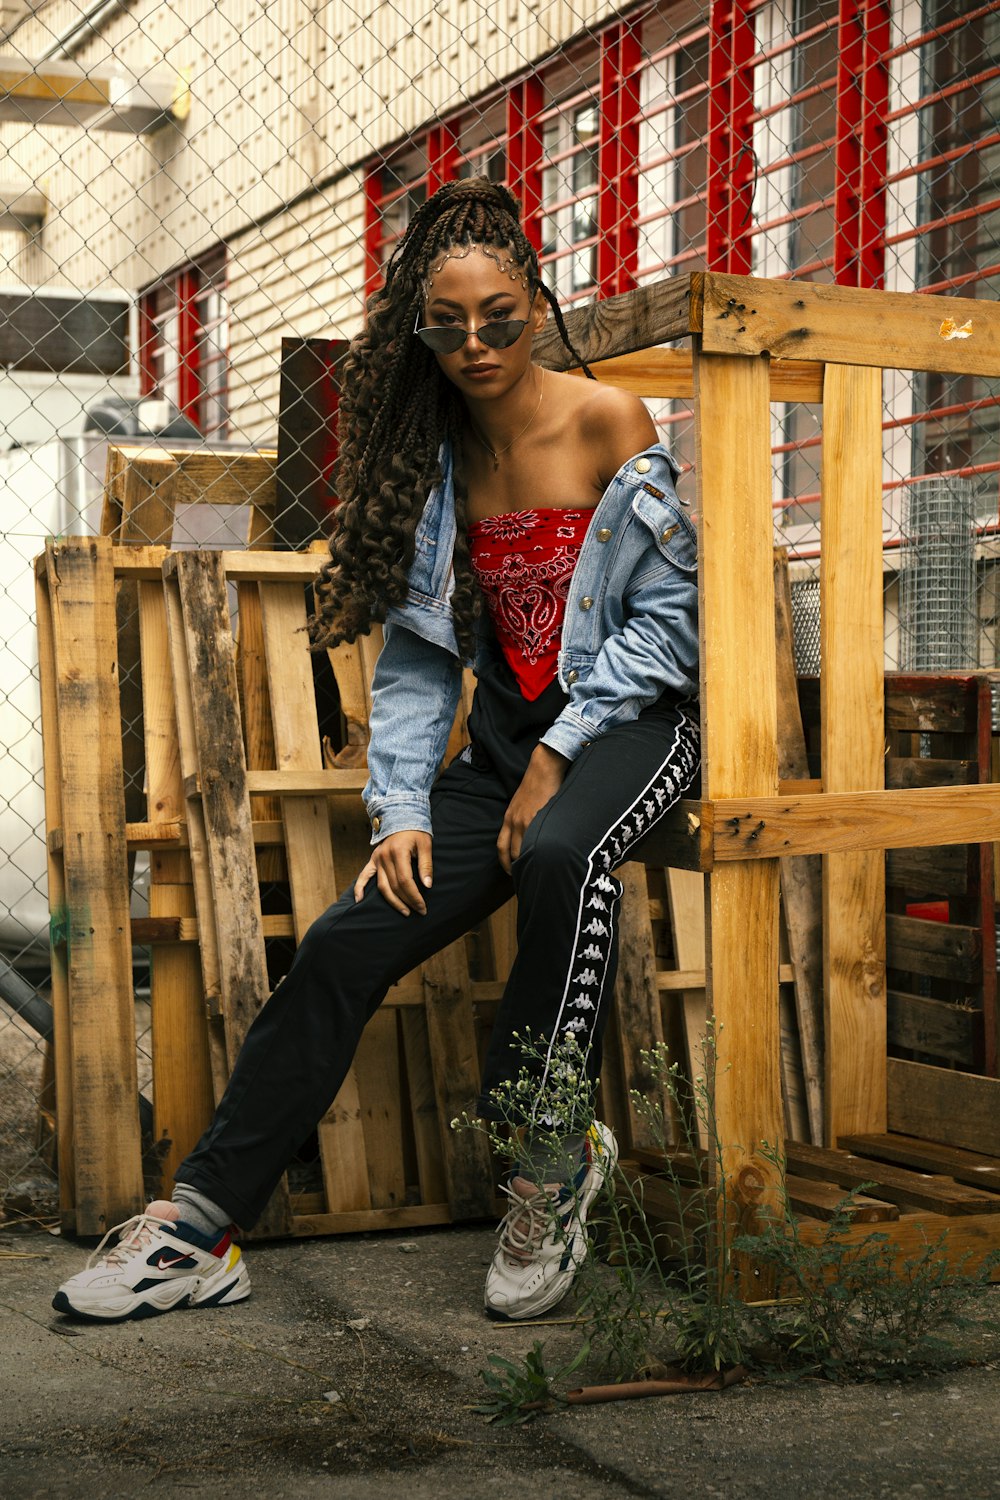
xmin=558 ymin=376 xmax=659 ymax=486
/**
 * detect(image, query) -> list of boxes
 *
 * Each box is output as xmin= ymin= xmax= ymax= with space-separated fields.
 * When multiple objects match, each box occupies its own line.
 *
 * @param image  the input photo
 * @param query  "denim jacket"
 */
xmin=363 ymin=441 xmax=699 ymax=844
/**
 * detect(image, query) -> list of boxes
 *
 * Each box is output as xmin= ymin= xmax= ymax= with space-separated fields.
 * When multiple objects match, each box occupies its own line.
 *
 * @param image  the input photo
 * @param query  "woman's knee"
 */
xmin=514 ymin=811 xmax=589 ymax=883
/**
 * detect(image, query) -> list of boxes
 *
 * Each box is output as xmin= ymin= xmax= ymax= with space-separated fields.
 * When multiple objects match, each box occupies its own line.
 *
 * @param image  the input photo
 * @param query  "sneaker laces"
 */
xmin=496 ymin=1178 xmax=568 ymax=1268
xmin=85 ymin=1212 xmax=179 ymax=1271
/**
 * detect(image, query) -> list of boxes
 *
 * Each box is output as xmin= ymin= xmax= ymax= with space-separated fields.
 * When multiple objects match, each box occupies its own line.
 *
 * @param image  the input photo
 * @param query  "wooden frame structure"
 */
xmin=35 ymin=271 xmax=1000 ymax=1280
xmin=535 ymin=271 xmax=1000 ymax=1274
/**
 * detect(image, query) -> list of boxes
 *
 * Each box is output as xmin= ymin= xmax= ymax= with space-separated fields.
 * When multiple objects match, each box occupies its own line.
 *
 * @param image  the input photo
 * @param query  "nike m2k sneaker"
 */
xmin=52 ymin=1209 xmax=250 ymax=1322
xmin=484 ymin=1120 xmax=618 ymax=1322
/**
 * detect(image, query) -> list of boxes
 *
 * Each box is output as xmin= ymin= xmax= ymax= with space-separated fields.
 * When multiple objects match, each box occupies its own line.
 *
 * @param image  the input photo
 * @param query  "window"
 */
xmin=139 ymin=249 xmax=228 ymax=438
xmin=539 ymin=53 xmax=601 ymax=303
xmin=905 ymin=0 xmax=1000 ymax=497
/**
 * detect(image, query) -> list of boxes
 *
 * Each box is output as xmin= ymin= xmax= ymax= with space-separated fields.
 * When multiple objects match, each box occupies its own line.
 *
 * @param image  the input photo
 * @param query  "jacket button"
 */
xmin=660 ymin=524 xmax=679 ymax=544
xmin=371 ymin=815 xmax=381 ymax=833
xmin=635 ymin=457 xmax=651 ymax=474
xmin=579 ymin=596 xmax=593 ymax=611
xmin=567 ymin=669 xmax=579 ymax=684
xmin=597 ymin=527 xmax=612 ymax=542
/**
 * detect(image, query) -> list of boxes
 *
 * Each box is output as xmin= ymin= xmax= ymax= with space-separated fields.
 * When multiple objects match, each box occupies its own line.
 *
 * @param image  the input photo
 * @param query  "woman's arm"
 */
xmin=357 ymin=618 xmax=463 ymax=913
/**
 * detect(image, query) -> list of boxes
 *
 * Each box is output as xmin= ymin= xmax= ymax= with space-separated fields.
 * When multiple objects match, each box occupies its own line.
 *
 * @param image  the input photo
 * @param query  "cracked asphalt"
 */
xmin=2 ymin=1222 xmax=999 ymax=1499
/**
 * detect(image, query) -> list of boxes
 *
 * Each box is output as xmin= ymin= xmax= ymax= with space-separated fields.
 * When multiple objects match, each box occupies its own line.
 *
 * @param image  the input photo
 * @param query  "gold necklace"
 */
xmin=469 ymin=369 xmax=545 ymax=472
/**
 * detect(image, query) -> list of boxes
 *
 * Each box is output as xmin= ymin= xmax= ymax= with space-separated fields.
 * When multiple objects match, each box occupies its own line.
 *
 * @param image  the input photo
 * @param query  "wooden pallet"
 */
xmin=626 ymin=1075 xmax=1000 ymax=1282
xmin=799 ymin=673 xmax=998 ymax=1077
xmin=35 ymin=535 xmax=709 ymax=1238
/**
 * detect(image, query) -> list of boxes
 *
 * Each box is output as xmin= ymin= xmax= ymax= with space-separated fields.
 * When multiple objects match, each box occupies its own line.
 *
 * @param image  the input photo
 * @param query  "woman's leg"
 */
xmin=478 ymin=699 xmax=700 ymax=1122
xmin=174 ymin=757 xmax=514 ymax=1229
xmin=480 ymin=700 xmax=699 ymax=1321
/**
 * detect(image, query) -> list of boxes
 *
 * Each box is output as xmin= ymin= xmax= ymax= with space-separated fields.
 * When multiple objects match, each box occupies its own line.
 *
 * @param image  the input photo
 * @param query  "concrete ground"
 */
xmin=1 ymin=1221 xmax=999 ymax=1500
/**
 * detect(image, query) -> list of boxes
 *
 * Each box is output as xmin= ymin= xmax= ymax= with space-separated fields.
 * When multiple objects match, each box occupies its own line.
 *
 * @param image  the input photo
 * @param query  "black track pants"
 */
xmin=174 ymin=699 xmax=700 ymax=1229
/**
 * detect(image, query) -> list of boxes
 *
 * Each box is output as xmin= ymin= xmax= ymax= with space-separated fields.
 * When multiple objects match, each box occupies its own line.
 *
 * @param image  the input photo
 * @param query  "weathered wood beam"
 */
xmin=532 ymin=276 xmax=695 ymax=369
xmin=576 ymin=346 xmax=825 ymax=403
xmin=699 ymin=272 xmax=1000 ymax=378
xmin=709 ymin=782 xmax=1000 ymax=859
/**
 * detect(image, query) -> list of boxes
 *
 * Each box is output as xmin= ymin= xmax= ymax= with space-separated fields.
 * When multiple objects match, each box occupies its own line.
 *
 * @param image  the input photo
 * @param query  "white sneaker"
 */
xmin=484 ymin=1121 xmax=618 ymax=1322
xmin=52 ymin=1211 xmax=250 ymax=1322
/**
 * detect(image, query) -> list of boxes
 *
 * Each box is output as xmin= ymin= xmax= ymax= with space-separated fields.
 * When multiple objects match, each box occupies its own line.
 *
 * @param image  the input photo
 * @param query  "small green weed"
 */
xmin=473 ymin=1339 xmax=589 ymax=1425
xmin=455 ymin=1029 xmax=999 ymax=1417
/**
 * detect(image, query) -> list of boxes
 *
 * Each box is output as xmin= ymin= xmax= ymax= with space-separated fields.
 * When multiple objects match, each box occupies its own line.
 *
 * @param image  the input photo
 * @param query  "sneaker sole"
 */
xmin=52 ymin=1267 xmax=250 ymax=1323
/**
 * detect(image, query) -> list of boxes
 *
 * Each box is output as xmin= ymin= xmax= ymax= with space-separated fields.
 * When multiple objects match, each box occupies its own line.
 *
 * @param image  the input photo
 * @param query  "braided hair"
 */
xmin=310 ymin=176 xmax=593 ymax=658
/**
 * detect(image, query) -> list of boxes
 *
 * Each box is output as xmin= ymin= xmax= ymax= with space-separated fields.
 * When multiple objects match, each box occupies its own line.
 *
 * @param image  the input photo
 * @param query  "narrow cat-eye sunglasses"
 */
xmin=412 ymin=310 xmax=530 ymax=355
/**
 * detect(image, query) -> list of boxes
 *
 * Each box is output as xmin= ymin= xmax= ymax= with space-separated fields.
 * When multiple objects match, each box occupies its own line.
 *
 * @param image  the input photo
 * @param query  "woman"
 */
xmin=54 ymin=177 xmax=699 ymax=1326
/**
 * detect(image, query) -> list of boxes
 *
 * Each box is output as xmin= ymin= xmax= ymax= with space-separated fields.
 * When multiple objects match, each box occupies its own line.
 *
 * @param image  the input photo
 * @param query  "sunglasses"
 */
xmin=412 ymin=311 xmax=530 ymax=355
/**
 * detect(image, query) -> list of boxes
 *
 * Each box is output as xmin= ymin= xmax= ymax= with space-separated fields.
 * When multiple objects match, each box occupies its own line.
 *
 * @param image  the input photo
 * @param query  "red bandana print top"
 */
xmin=467 ymin=507 xmax=593 ymax=701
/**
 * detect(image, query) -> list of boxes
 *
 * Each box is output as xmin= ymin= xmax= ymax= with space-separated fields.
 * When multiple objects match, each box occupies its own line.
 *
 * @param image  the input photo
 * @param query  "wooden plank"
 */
xmin=112 ymin=546 xmax=323 ymax=583
xmin=138 ymin=579 xmax=214 ymax=1190
xmin=885 ymin=674 xmax=981 ymax=733
xmin=532 ymin=275 xmax=694 ymax=370
xmin=793 ymin=1211 xmax=1000 ymax=1281
xmin=887 ymin=1059 xmax=1000 ymax=1156
xmin=694 ymin=348 xmax=783 ymax=1251
xmin=820 ymin=364 xmax=886 ymax=1143
xmin=186 ymin=768 xmax=369 ymax=797
xmin=837 ymin=1133 xmax=1000 ymax=1195
xmin=398 ymin=1008 xmax=448 ymax=1205
xmin=657 ymin=963 xmax=796 ymax=991
xmin=261 ymin=577 xmax=374 ymax=1220
xmin=353 ymin=1011 xmax=406 ymax=1210
xmin=611 ymin=862 xmax=672 ymax=1149
xmin=886 ymin=914 xmax=981 ymax=983
xmin=773 ymin=550 xmax=823 ymax=1144
xmin=34 ymin=561 xmax=76 ymax=1232
xmin=783 ymin=1174 xmax=899 ymax=1224
xmin=972 ymin=678 xmax=997 ymax=1076
xmin=786 ymin=1141 xmax=1000 ymax=1216
xmin=422 ymin=940 xmax=495 ymax=1220
xmin=167 ymin=550 xmax=290 ymax=1235
xmin=887 ymin=757 xmax=972 ymax=788
xmin=698 ymin=272 xmax=1000 ymax=378
xmin=621 ymin=800 xmax=710 ymax=871
xmin=237 ymin=581 xmax=286 ymax=885
xmin=288 ymin=1203 xmax=455 ymax=1237
xmin=162 ymin=570 xmax=223 ymax=1022
xmin=664 ymin=869 xmax=708 ymax=1148
xmin=886 ymin=845 xmax=968 ymax=896
xmin=571 ymin=346 xmax=824 ymax=402
xmin=45 ymin=539 xmax=143 ymax=1235
xmin=887 ymin=990 xmax=977 ymax=1065
xmin=258 ymin=577 xmax=371 ymax=1215
xmin=709 ymin=784 xmax=1000 ymax=860
xmin=107 ymin=445 xmax=278 ymax=519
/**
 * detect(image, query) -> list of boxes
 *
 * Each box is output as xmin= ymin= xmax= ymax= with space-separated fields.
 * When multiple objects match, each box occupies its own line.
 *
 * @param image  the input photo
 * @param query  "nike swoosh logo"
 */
xmin=154 ymin=1252 xmax=194 ymax=1269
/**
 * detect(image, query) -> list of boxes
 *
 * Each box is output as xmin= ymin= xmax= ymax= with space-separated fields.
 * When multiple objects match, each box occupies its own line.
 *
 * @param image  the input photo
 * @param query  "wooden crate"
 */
xmin=799 ymin=673 xmax=997 ymax=1076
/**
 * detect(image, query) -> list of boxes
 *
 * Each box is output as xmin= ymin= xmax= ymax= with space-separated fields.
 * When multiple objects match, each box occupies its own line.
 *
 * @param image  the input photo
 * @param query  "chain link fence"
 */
xmin=0 ymin=0 xmax=998 ymax=1212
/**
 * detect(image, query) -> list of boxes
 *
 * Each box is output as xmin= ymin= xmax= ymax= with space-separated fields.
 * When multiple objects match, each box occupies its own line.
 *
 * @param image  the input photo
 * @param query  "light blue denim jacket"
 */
xmin=363 ymin=441 xmax=699 ymax=844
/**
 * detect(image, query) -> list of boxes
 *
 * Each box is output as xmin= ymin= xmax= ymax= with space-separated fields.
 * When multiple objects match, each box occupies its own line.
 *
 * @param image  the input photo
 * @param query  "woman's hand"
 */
xmin=354 ymin=830 xmax=433 ymax=916
xmin=497 ymin=743 xmax=569 ymax=874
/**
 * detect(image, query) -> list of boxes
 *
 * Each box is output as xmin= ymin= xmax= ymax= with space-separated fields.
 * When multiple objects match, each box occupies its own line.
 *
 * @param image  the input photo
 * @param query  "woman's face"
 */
xmin=419 ymin=244 xmax=547 ymax=399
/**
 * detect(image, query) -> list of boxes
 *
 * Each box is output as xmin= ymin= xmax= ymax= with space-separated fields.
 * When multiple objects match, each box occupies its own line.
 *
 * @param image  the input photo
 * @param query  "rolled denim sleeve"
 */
xmin=539 ymin=562 xmax=699 ymax=761
xmin=362 ymin=619 xmax=463 ymax=845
